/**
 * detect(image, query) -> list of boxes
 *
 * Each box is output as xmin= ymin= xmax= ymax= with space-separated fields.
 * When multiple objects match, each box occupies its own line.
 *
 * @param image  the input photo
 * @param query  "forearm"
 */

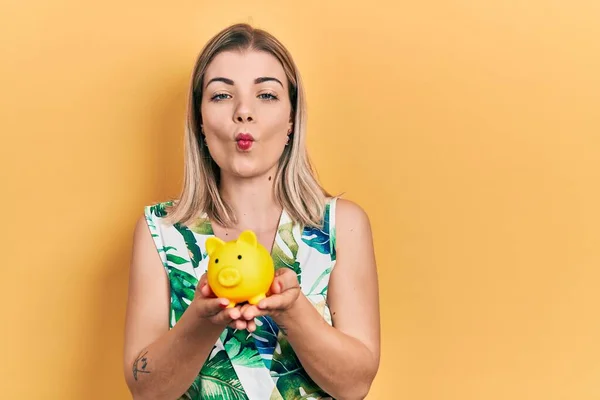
xmin=274 ymin=294 xmax=378 ymax=400
xmin=125 ymin=308 xmax=223 ymax=400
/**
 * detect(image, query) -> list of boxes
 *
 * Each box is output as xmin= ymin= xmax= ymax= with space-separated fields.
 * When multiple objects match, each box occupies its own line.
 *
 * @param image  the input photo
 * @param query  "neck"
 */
xmin=218 ymin=168 xmax=282 ymax=232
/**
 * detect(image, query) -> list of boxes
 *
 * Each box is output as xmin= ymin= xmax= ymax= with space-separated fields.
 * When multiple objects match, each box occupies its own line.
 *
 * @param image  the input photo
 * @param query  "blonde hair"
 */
xmin=165 ymin=23 xmax=331 ymax=229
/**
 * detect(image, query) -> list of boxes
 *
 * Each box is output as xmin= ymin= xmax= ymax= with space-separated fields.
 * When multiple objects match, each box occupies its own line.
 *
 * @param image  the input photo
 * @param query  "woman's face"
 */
xmin=200 ymin=50 xmax=293 ymax=179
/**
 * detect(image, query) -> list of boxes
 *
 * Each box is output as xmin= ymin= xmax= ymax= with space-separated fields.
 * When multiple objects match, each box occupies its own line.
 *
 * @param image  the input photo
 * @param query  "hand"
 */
xmin=193 ymin=273 xmax=253 ymax=331
xmin=239 ymin=267 xmax=301 ymax=324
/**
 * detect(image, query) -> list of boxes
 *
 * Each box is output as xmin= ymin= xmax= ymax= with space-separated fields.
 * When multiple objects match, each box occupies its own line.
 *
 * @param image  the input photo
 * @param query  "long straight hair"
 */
xmin=165 ymin=23 xmax=331 ymax=229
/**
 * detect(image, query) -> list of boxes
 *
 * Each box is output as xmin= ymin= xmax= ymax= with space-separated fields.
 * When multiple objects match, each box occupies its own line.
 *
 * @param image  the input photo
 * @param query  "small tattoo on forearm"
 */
xmin=132 ymin=350 xmax=151 ymax=381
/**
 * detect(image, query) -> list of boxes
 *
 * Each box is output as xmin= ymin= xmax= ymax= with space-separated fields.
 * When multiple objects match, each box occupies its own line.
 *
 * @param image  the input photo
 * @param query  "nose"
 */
xmin=217 ymin=267 xmax=242 ymax=288
xmin=233 ymin=97 xmax=254 ymax=123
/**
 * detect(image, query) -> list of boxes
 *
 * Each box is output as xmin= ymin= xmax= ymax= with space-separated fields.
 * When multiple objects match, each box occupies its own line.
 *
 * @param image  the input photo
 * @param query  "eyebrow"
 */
xmin=205 ymin=76 xmax=284 ymax=89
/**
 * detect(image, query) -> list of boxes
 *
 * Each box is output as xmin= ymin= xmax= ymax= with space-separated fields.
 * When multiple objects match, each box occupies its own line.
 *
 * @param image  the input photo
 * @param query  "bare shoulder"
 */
xmin=330 ymin=197 xmax=376 ymax=277
xmin=130 ymin=210 xmax=166 ymax=275
xmin=134 ymin=213 xmax=149 ymax=238
xmin=334 ymin=198 xmax=373 ymax=246
xmin=132 ymin=213 xmax=155 ymax=251
xmin=335 ymin=197 xmax=369 ymax=217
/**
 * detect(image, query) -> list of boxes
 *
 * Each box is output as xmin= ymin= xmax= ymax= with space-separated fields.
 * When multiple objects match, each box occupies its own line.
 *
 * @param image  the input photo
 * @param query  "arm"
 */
xmin=247 ymin=199 xmax=381 ymax=400
xmin=122 ymin=216 xmax=244 ymax=400
xmin=277 ymin=199 xmax=380 ymax=399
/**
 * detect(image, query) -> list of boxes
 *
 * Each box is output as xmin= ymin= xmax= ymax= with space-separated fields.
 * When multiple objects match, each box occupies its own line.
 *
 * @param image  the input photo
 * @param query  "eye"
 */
xmin=258 ymin=93 xmax=278 ymax=101
xmin=237 ymin=255 xmax=242 ymax=259
xmin=215 ymin=259 xmax=219 ymax=263
xmin=210 ymin=93 xmax=230 ymax=102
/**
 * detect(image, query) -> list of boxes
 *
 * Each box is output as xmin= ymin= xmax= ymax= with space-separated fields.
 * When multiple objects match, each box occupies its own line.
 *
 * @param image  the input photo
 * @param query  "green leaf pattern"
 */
xmin=195 ymin=347 xmax=250 ymax=400
xmin=144 ymin=198 xmax=338 ymax=399
xmin=272 ymin=221 xmax=302 ymax=284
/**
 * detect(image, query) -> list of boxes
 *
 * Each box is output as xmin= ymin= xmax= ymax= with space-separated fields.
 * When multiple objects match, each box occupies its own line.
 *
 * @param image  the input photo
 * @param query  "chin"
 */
xmin=227 ymin=161 xmax=271 ymax=180
xmin=231 ymin=169 xmax=262 ymax=179
xmin=214 ymin=150 xmax=280 ymax=180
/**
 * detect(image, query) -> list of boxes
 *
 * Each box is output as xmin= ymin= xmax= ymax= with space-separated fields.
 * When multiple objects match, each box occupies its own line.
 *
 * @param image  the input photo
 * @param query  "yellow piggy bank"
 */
xmin=205 ymin=230 xmax=275 ymax=308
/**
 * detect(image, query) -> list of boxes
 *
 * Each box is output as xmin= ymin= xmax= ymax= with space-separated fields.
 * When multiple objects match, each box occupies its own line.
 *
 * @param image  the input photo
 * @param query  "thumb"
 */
xmin=272 ymin=268 xmax=298 ymax=294
xmin=271 ymin=278 xmax=284 ymax=294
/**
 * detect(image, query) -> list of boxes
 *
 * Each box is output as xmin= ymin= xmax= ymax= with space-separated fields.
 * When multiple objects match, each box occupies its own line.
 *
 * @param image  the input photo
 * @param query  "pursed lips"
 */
xmin=235 ymin=132 xmax=254 ymax=150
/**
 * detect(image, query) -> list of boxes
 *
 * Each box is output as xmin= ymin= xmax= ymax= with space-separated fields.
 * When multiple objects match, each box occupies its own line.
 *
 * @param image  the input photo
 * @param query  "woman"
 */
xmin=123 ymin=23 xmax=380 ymax=400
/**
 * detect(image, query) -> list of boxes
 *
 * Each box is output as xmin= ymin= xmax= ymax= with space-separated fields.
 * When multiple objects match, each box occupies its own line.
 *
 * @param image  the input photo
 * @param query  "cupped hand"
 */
xmin=193 ymin=274 xmax=255 ymax=331
xmin=239 ymin=267 xmax=301 ymax=323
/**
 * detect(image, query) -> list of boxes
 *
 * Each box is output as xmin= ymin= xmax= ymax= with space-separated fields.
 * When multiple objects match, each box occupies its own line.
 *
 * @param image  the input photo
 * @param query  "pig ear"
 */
xmin=237 ymin=230 xmax=258 ymax=247
xmin=205 ymin=237 xmax=225 ymax=256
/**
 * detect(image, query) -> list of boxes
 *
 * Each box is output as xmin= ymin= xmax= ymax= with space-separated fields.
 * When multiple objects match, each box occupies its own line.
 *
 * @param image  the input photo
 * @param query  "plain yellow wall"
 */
xmin=2 ymin=1 xmax=599 ymax=399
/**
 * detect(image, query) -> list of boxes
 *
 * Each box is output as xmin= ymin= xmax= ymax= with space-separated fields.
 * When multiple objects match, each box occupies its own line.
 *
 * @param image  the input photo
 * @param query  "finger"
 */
xmin=236 ymin=319 xmax=248 ymax=330
xmin=259 ymin=288 xmax=300 ymax=311
xmin=225 ymin=308 xmax=246 ymax=330
xmin=223 ymin=318 xmax=246 ymax=330
xmin=241 ymin=305 xmax=266 ymax=320
xmin=228 ymin=320 xmax=243 ymax=330
xmin=271 ymin=275 xmax=295 ymax=295
xmin=240 ymin=303 xmax=268 ymax=320
xmin=267 ymin=268 xmax=289 ymax=295
xmin=210 ymin=306 xmax=242 ymax=325
xmin=197 ymin=297 xmax=231 ymax=317
xmin=194 ymin=274 xmax=206 ymax=298
xmin=246 ymin=319 xmax=257 ymax=333
xmin=226 ymin=306 xmax=242 ymax=320
xmin=200 ymin=281 xmax=216 ymax=298
xmin=270 ymin=274 xmax=285 ymax=294
xmin=195 ymin=274 xmax=217 ymax=299
xmin=270 ymin=279 xmax=283 ymax=294
xmin=275 ymin=267 xmax=288 ymax=276
xmin=273 ymin=268 xmax=299 ymax=294
xmin=239 ymin=303 xmax=253 ymax=318
xmin=257 ymin=294 xmax=281 ymax=311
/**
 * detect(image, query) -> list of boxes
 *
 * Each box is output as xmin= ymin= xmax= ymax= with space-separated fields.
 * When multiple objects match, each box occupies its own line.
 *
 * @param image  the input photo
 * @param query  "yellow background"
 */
xmin=1 ymin=1 xmax=599 ymax=399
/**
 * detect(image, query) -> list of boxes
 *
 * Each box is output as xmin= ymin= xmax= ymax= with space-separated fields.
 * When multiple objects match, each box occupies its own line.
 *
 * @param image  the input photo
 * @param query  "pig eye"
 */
xmin=237 ymin=255 xmax=242 ymax=260
xmin=215 ymin=259 xmax=219 ymax=263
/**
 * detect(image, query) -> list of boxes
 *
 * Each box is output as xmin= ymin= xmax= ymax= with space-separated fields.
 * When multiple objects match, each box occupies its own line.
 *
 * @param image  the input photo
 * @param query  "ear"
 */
xmin=205 ymin=237 xmax=225 ymax=256
xmin=237 ymin=230 xmax=258 ymax=247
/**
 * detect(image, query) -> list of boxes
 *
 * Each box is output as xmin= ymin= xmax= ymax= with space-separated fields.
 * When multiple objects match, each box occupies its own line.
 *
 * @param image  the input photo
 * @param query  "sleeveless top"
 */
xmin=144 ymin=197 xmax=338 ymax=400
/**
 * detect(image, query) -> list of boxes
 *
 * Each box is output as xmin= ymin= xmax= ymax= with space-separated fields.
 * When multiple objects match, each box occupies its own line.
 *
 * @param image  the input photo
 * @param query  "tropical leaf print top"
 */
xmin=144 ymin=197 xmax=339 ymax=399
